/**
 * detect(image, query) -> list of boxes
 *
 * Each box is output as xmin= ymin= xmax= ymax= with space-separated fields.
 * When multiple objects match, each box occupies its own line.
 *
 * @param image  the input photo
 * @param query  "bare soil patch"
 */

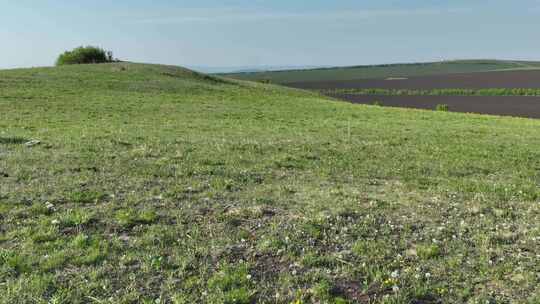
xmin=289 ymin=70 xmax=540 ymax=90
xmin=331 ymin=94 xmax=540 ymax=118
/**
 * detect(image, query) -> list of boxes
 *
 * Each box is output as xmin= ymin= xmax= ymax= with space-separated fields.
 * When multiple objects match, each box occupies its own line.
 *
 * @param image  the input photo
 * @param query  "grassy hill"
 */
xmin=1 ymin=63 xmax=539 ymax=303
xmin=224 ymin=59 xmax=540 ymax=83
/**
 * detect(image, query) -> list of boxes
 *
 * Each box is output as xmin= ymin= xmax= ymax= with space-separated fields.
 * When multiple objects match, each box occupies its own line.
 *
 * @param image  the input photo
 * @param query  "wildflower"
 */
xmin=45 ymin=202 xmax=55 ymax=210
xmin=425 ymin=273 xmax=431 ymax=279
xmin=391 ymin=270 xmax=399 ymax=278
xmin=51 ymin=219 xmax=60 ymax=225
xmin=246 ymin=274 xmax=252 ymax=280
xmin=392 ymin=285 xmax=400 ymax=293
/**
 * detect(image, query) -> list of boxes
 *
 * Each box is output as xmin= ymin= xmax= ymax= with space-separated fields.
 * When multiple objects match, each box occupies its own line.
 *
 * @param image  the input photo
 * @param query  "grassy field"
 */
xmin=223 ymin=60 xmax=540 ymax=83
xmin=1 ymin=63 xmax=539 ymax=303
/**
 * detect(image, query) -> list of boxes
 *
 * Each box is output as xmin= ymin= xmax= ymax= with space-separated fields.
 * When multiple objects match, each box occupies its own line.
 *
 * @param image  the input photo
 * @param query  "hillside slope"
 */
xmin=224 ymin=59 xmax=540 ymax=83
xmin=1 ymin=63 xmax=539 ymax=303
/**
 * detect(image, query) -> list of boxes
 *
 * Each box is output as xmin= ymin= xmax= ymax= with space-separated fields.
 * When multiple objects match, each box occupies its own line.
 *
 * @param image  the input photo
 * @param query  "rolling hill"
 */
xmin=1 ymin=63 xmax=539 ymax=303
xmin=223 ymin=59 xmax=540 ymax=83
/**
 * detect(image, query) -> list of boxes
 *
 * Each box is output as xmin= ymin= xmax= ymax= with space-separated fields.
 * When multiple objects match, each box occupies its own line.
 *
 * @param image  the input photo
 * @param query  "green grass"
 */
xmin=322 ymin=88 xmax=540 ymax=97
xmin=224 ymin=59 xmax=540 ymax=83
xmin=1 ymin=63 xmax=539 ymax=303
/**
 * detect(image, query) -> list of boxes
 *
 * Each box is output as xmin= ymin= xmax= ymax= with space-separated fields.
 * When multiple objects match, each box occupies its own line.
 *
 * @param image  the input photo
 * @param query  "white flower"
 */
xmin=425 ymin=273 xmax=431 ymax=278
xmin=392 ymin=285 xmax=400 ymax=293
xmin=391 ymin=270 xmax=399 ymax=278
xmin=45 ymin=202 xmax=55 ymax=210
xmin=51 ymin=219 xmax=60 ymax=225
xmin=246 ymin=274 xmax=252 ymax=280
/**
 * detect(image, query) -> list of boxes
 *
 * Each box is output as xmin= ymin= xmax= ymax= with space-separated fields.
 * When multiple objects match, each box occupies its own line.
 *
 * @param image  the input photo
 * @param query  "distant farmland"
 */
xmin=289 ymin=69 xmax=540 ymax=90
xmin=224 ymin=59 xmax=540 ymax=83
xmin=295 ymin=70 xmax=540 ymax=119
xmin=329 ymin=94 xmax=540 ymax=118
xmin=231 ymin=61 xmax=540 ymax=119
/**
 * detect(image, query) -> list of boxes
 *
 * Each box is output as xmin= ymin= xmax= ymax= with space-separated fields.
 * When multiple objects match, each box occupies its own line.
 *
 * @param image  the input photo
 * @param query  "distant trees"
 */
xmin=56 ymin=46 xmax=115 ymax=66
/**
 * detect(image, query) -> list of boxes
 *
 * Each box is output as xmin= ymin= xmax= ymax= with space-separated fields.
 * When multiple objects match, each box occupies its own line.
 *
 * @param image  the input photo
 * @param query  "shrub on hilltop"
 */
xmin=56 ymin=46 xmax=115 ymax=66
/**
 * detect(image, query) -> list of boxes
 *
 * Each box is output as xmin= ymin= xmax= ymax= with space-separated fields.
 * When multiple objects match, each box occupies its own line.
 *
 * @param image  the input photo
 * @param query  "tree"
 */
xmin=56 ymin=46 xmax=114 ymax=66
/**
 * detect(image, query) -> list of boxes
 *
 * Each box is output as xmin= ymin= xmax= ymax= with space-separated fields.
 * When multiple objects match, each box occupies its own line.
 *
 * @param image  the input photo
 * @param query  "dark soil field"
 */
xmin=331 ymin=94 xmax=540 ymax=118
xmin=289 ymin=70 xmax=540 ymax=90
xmin=285 ymin=70 xmax=540 ymax=119
xmin=224 ymin=60 xmax=540 ymax=83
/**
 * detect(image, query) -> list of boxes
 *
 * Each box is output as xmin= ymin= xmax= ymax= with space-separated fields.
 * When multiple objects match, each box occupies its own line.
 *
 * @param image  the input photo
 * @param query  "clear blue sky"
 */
xmin=1 ymin=0 xmax=540 ymax=69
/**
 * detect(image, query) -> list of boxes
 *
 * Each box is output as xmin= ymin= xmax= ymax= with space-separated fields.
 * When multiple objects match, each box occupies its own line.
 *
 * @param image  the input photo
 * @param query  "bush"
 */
xmin=435 ymin=104 xmax=449 ymax=112
xmin=56 ymin=46 xmax=114 ymax=66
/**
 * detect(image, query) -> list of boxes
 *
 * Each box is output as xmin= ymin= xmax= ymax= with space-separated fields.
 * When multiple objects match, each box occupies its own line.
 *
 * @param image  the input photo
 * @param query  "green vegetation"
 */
xmin=224 ymin=60 xmax=540 ymax=83
xmin=435 ymin=104 xmax=449 ymax=112
xmin=1 ymin=63 xmax=539 ymax=303
xmin=56 ymin=46 xmax=114 ymax=66
xmin=322 ymin=88 xmax=540 ymax=96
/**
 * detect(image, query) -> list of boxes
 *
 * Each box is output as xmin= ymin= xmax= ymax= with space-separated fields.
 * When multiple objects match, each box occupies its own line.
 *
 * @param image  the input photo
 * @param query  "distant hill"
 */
xmin=223 ymin=59 xmax=540 ymax=83
xmin=190 ymin=65 xmax=327 ymax=74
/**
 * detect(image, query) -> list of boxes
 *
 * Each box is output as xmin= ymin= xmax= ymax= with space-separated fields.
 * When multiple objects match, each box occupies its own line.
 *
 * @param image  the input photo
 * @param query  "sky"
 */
xmin=1 ymin=0 xmax=540 ymax=70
